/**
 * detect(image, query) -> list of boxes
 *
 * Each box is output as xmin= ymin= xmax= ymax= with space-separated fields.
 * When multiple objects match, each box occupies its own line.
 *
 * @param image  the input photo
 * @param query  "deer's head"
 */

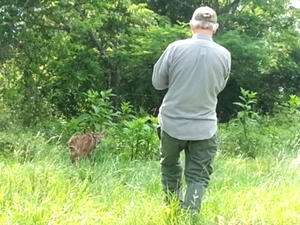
xmin=89 ymin=131 xmax=108 ymax=143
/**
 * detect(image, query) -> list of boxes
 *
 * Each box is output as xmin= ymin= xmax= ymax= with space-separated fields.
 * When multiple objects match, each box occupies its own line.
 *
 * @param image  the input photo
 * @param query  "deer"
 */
xmin=67 ymin=131 xmax=108 ymax=165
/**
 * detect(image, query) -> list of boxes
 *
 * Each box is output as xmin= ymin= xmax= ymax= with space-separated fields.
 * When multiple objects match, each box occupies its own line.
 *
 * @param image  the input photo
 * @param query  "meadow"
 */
xmin=0 ymin=110 xmax=300 ymax=225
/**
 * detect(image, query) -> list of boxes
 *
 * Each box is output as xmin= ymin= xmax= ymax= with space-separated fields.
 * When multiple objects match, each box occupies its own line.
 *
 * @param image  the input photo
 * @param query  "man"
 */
xmin=152 ymin=6 xmax=231 ymax=215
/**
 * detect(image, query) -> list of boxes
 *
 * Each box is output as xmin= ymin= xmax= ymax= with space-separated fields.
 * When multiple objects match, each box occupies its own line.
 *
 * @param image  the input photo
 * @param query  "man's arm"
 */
xmin=152 ymin=46 xmax=172 ymax=90
xmin=220 ymin=53 xmax=231 ymax=91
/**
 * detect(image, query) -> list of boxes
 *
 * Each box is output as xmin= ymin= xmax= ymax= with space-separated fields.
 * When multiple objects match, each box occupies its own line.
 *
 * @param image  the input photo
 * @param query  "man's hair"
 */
xmin=189 ymin=20 xmax=218 ymax=31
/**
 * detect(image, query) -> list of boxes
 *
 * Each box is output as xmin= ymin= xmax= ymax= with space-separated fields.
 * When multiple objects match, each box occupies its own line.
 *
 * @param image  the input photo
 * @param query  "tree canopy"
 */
xmin=0 ymin=0 xmax=299 ymax=125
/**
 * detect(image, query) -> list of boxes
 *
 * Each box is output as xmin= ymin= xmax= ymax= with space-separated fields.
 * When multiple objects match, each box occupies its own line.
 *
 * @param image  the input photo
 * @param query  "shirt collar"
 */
xmin=192 ymin=33 xmax=213 ymax=41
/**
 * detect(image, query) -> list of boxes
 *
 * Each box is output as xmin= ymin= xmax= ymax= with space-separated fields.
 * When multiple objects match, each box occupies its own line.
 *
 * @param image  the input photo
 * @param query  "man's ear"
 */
xmin=213 ymin=23 xmax=219 ymax=33
xmin=189 ymin=21 xmax=194 ymax=31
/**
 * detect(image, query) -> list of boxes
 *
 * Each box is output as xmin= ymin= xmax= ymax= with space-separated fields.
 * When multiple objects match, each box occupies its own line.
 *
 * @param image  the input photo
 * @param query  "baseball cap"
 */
xmin=191 ymin=6 xmax=217 ymax=23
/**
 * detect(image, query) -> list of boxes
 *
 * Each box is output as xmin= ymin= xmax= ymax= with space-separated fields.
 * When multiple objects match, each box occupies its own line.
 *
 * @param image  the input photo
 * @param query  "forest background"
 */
xmin=0 ymin=0 xmax=300 ymax=126
xmin=1 ymin=0 xmax=300 ymax=224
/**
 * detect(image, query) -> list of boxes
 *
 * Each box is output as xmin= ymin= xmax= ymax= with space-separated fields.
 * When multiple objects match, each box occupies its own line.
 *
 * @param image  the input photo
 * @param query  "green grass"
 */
xmin=1 ymin=113 xmax=300 ymax=224
xmin=0 ymin=149 xmax=300 ymax=224
xmin=204 ymin=156 xmax=300 ymax=224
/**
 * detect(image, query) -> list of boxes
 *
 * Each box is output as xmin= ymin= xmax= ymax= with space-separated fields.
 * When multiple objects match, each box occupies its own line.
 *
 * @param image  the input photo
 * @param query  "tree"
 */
xmin=0 ymin=0 xmax=299 ymax=125
xmin=132 ymin=0 xmax=300 ymax=119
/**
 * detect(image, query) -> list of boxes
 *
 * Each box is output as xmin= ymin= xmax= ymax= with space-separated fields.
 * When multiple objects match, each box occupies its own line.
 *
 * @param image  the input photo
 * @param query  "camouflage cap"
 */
xmin=191 ymin=6 xmax=217 ymax=23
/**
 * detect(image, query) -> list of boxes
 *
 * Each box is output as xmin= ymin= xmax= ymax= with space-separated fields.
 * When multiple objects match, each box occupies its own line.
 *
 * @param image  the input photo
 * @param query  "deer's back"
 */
xmin=68 ymin=134 xmax=97 ymax=156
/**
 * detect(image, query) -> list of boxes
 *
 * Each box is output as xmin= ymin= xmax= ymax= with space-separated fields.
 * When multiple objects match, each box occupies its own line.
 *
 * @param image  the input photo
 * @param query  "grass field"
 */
xmin=0 ymin=147 xmax=300 ymax=224
xmin=1 ymin=114 xmax=300 ymax=224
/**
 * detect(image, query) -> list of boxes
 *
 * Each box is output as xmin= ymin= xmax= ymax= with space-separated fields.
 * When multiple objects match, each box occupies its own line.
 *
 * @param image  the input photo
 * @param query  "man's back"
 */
xmin=152 ymin=34 xmax=231 ymax=140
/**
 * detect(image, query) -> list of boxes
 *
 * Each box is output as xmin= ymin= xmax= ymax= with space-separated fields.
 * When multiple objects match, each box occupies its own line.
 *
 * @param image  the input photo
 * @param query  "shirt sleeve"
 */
xmin=152 ymin=45 xmax=173 ymax=90
xmin=220 ymin=53 xmax=231 ymax=91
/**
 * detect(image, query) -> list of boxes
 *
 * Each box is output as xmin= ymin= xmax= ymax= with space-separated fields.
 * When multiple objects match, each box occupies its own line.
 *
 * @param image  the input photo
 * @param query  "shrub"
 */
xmin=64 ymin=90 xmax=160 ymax=161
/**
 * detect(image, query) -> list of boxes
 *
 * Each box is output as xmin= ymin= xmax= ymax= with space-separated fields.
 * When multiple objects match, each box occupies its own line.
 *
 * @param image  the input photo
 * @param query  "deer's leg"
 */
xmin=70 ymin=155 xmax=77 ymax=164
xmin=70 ymin=148 xmax=77 ymax=164
xmin=77 ymin=157 xmax=83 ymax=165
xmin=87 ymin=153 xmax=94 ymax=166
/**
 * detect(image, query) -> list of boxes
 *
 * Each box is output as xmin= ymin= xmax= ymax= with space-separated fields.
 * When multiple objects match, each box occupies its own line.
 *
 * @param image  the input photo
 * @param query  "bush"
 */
xmin=63 ymin=90 xmax=160 ymax=161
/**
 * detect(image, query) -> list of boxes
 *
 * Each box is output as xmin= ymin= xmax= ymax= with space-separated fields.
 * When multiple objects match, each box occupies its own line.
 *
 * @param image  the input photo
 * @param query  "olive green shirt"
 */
xmin=152 ymin=33 xmax=231 ymax=140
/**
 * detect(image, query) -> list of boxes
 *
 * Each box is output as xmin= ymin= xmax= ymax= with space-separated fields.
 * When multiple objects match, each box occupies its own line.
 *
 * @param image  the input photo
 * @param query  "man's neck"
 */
xmin=192 ymin=29 xmax=214 ymax=36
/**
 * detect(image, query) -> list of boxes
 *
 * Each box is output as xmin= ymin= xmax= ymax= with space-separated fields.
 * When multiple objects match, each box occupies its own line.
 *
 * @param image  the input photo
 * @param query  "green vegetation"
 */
xmin=1 ymin=91 xmax=300 ymax=224
xmin=1 ymin=0 xmax=300 ymax=224
xmin=1 ymin=0 xmax=300 ymax=124
xmin=0 ymin=119 xmax=300 ymax=224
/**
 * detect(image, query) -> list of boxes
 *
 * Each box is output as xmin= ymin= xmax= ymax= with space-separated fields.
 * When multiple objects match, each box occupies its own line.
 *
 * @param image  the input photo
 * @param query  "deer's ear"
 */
xmin=101 ymin=131 xmax=108 ymax=137
xmin=92 ymin=132 xmax=98 ymax=138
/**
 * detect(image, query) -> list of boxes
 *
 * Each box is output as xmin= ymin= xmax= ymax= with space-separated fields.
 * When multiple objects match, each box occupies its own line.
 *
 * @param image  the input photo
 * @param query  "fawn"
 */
xmin=67 ymin=131 xmax=108 ymax=165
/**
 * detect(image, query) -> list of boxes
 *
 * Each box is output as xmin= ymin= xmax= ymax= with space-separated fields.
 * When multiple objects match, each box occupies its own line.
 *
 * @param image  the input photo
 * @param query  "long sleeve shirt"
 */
xmin=152 ymin=33 xmax=231 ymax=140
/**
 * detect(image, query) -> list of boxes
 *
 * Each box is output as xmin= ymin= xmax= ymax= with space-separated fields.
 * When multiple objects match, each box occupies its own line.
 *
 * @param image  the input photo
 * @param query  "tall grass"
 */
xmin=0 ymin=112 xmax=300 ymax=224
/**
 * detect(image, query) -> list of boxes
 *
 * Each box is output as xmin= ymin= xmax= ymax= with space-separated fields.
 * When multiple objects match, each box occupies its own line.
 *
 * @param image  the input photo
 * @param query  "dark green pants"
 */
xmin=160 ymin=130 xmax=217 ymax=214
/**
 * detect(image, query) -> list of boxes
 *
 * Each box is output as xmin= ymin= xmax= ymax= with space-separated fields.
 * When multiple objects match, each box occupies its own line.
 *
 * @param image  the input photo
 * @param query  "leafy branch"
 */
xmin=233 ymin=87 xmax=260 ymax=139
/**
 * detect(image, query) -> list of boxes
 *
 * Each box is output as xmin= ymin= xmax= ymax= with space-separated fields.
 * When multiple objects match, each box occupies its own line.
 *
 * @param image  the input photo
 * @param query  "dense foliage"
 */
xmin=0 ymin=0 xmax=300 ymax=126
xmin=1 ymin=100 xmax=300 ymax=223
xmin=1 ymin=2 xmax=300 ymax=224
